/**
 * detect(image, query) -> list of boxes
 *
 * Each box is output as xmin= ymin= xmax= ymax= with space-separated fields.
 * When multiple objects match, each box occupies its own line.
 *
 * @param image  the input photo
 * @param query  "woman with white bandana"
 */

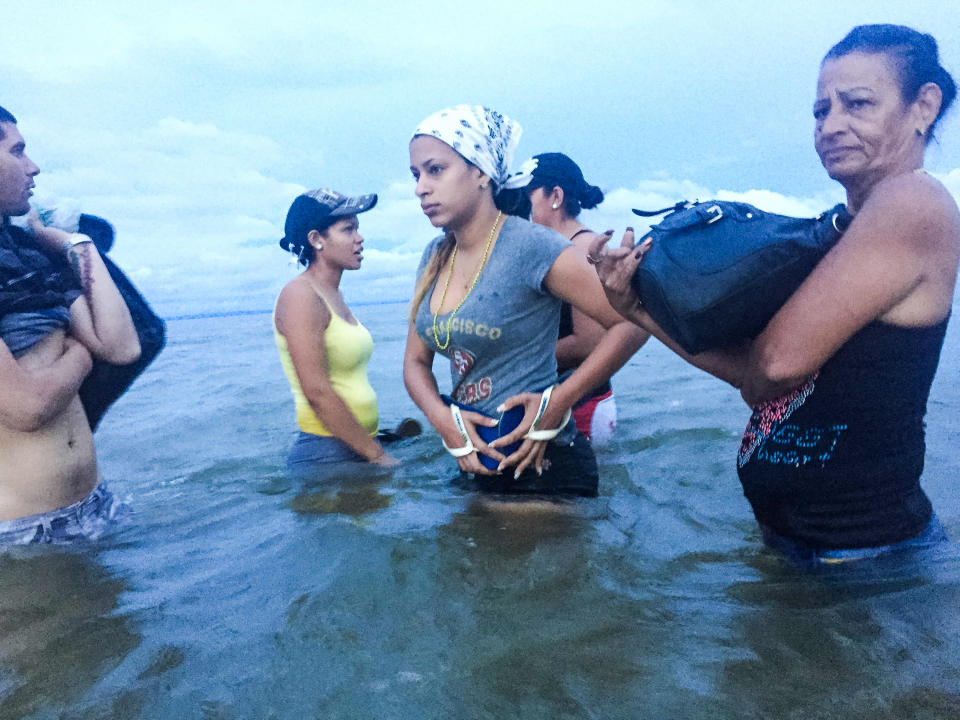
xmin=404 ymin=106 xmax=647 ymax=495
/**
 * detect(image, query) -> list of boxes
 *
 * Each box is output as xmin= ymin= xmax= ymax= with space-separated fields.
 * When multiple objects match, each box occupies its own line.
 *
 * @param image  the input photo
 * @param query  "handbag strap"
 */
xmin=631 ymin=200 xmax=690 ymax=218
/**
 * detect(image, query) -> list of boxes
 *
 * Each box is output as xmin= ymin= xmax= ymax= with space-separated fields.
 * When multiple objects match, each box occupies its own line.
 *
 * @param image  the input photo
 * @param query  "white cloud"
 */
xmin=581 ymin=179 xmax=846 ymax=240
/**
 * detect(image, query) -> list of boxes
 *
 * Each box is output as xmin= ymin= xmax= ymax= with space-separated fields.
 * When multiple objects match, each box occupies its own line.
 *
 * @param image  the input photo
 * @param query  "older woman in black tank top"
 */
xmin=592 ymin=24 xmax=960 ymax=567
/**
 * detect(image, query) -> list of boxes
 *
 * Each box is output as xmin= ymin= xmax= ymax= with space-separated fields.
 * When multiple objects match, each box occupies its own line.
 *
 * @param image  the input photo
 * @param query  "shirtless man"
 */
xmin=0 ymin=105 xmax=140 ymax=544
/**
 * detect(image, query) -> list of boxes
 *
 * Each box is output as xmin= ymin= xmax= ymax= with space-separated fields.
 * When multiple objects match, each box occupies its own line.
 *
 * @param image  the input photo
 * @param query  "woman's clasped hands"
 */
xmin=439 ymin=406 xmax=502 ymax=476
xmin=445 ymin=387 xmax=570 ymax=479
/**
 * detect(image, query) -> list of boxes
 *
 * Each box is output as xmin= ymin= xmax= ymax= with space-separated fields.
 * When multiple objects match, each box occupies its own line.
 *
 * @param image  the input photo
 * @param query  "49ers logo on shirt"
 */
xmin=454 ymin=377 xmax=492 ymax=404
xmin=452 ymin=348 xmax=474 ymax=381
xmin=451 ymin=347 xmax=492 ymax=404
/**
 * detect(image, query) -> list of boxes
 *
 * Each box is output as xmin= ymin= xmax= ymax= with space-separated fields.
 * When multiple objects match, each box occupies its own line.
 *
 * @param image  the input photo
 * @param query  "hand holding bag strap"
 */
xmin=631 ymin=200 xmax=690 ymax=218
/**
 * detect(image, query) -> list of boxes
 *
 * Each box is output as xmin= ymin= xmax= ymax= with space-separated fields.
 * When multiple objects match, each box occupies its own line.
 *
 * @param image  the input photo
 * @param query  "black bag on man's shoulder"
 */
xmin=630 ymin=200 xmax=851 ymax=354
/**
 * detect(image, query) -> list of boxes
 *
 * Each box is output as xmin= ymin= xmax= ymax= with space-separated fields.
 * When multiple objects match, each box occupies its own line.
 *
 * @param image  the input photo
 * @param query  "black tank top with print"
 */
xmin=736 ymin=317 xmax=949 ymax=549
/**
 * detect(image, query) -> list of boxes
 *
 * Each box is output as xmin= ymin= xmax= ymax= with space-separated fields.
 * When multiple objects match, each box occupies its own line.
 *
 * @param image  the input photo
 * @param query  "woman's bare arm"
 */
xmin=742 ymin=172 xmax=959 ymax=404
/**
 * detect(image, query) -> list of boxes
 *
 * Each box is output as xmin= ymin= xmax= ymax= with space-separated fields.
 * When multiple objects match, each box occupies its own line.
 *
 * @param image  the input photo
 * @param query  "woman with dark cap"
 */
xmin=526 ymin=153 xmax=649 ymax=446
xmin=592 ymin=24 xmax=959 ymax=567
xmin=274 ymin=188 xmax=397 ymax=474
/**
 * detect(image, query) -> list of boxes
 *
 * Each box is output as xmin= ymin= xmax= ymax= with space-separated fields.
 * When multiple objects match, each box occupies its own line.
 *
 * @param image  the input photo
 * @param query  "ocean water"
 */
xmin=2 ymin=300 xmax=960 ymax=719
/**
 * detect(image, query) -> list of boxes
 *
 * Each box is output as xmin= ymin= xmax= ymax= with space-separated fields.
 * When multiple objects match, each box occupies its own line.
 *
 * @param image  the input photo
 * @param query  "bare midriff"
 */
xmin=0 ymin=330 xmax=97 ymax=522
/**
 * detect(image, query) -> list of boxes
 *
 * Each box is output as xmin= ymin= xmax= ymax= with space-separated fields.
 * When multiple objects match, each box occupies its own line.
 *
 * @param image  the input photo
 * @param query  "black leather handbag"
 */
xmin=630 ymin=200 xmax=851 ymax=354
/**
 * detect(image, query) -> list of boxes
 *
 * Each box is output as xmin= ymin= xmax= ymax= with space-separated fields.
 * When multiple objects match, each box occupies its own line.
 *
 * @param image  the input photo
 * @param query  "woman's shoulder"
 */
xmin=275 ymin=274 xmax=331 ymax=334
xmin=494 ymin=216 xmax=573 ymax=291
xmin=862 ymin=170 xmax=960 ymax=251
xmin=868 ymin=170 xmax=960 ymax=222
xmin=277 ymin=273 xmax=314 ymax=303
xmin=501 ymin=215 xmax=571 ymax=249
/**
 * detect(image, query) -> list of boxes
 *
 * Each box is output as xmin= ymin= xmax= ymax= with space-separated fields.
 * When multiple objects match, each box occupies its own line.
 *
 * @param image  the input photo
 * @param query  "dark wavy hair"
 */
xmin=824 ymin=24 xmax=957 ymax=143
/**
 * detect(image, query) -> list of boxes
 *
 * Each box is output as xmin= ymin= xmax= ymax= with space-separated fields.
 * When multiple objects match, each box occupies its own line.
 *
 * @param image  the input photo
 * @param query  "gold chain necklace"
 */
xmin=432 ymin=211 xmax=502 ymax=350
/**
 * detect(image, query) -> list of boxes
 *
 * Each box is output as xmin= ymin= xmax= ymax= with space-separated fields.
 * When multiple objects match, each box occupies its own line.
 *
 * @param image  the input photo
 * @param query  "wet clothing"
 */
xmin=760 ymin=513 xmax=947 ymax=568
xmin=286 ymin=432 xmax=367 ymax=476
xmin=273 ymin=296 xmax=379 ymax=439
xmin=415 ymin=216 xmax=597 ymax=496
xmin=0 ymin=483 xmax=130 ymax=547
xmin=737 ymin=318 xmax=949 ymax=550
xmin=0 ymin=221 xmax=81 ymax=354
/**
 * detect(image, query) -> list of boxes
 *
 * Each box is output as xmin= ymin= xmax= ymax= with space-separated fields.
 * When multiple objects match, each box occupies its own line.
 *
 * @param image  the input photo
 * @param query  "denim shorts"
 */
xmin=0 ymin=483 xmax=130 ymax=547
xmin=287 ymin=432 xmax=366 ymax=471
xmin=760 ymin=513 xmax=948 ymax=568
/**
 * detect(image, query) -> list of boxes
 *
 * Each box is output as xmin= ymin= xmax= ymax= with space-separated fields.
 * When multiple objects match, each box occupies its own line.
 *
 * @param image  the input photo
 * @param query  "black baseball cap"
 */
xmin=282 ymin=188 xmax=377 ymax=245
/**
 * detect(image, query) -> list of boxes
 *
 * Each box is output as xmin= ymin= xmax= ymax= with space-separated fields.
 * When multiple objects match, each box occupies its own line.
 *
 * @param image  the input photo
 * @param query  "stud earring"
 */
xmin=916 ymin=127 xmax=926 ymax=137
xmin=314 ymin=242 xmax=323 ymax=251
xmin=551 ymin=203 xmax=559 ymax=210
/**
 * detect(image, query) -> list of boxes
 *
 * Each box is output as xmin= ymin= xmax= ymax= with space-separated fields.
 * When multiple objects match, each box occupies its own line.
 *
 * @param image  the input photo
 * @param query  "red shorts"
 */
xmin=572 ymin=388 xmax=616 ymax=446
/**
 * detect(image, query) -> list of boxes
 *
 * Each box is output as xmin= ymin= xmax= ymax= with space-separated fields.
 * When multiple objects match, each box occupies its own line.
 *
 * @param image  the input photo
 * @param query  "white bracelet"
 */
xmin=441 ymin=404 xmax=476 ymax=457
xmin=62 ymin=233 xmax=94 ymax=252
xmin=525 ymin=384 xmax=572 ymax=441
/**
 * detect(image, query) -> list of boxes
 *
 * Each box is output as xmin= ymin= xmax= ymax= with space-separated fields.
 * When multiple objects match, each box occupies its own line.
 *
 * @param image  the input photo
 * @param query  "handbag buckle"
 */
xmin=705 ymin=205 xmax=723 ymax=224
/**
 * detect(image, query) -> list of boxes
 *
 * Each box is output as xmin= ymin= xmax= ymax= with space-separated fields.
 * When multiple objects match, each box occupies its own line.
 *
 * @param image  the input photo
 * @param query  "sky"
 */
xmin=3 ymin=0 xmax=959 ymax=315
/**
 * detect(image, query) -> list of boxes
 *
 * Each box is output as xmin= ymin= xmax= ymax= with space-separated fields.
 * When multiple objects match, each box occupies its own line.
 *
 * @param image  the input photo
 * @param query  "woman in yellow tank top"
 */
xmin=274 ymin=188 xmax=398 ymax=473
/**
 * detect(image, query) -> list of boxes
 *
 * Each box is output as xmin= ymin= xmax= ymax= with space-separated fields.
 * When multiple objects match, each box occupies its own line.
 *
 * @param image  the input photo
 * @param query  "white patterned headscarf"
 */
xmin=413 ymin=105 xmax=535 ymax=193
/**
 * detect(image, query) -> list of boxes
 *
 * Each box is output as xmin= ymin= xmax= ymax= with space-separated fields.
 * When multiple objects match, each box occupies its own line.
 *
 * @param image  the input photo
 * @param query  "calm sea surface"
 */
xmin=2 ymin=300 xmax=960 ymax=719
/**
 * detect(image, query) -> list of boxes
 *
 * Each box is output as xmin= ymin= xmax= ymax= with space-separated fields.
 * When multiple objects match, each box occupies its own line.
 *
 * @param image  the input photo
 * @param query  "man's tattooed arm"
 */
xmin=67 ymin=244 xmax=95 ymax=290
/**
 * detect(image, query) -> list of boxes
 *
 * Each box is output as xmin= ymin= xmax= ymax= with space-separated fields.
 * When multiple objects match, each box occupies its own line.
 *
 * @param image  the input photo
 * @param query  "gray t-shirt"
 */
xmin=414 ymin=215 xmax=576 ymax=440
